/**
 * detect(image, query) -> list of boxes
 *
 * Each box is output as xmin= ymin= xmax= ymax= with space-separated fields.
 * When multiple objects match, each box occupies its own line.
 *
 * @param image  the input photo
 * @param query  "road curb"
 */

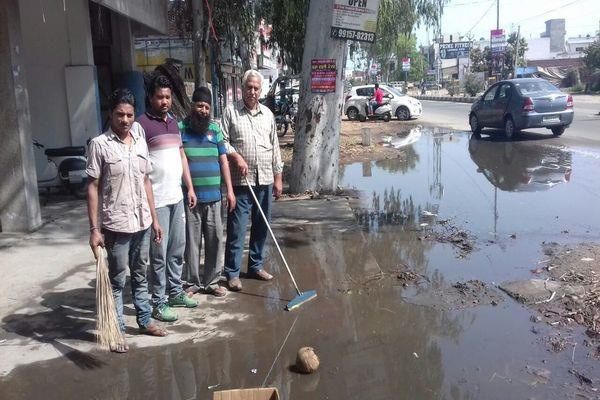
xmin=415 ymin=95 xmax=477 ymax=104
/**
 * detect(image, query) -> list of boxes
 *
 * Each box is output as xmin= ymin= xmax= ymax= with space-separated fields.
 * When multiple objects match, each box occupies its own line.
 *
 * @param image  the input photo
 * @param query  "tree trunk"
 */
xmin=290 ymin=0 xmax=346 ymax=194
xmin=192 ymin=0 xmax=206 ymax=88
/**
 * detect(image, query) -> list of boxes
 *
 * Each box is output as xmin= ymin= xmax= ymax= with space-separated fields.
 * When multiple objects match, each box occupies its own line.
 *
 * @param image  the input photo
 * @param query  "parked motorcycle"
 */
xmin=33 ymin=140 xmax=88 ymax=199
xmin=275 ymin=99 xmax=297 ymax=137
xmin=356 ymin=100 xmax=393 ymax=122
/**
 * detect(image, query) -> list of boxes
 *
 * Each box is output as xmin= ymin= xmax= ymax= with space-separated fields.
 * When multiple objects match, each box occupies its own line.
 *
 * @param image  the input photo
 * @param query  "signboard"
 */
xmin=427 ymin=69 xmax=437 ymax=75
xmin=402 ymin=57 xmax=410 ymax=71
xmin=331 ymin=0 xmax=381 ymax=43
xmin=439 ymin=41 xmax=472 ymax=59
xmin=490 ymin=29 xmax=506 ymax=55
xmin=311 ymin=59 xmax=337 ymax=93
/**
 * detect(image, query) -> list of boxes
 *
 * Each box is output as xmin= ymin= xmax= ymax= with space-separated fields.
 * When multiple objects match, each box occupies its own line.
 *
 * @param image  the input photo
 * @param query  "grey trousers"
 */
xmin=149 ymin=200 xmax=186 ymax=308
xmin=183 ymin=200 xmax=224 ymax=293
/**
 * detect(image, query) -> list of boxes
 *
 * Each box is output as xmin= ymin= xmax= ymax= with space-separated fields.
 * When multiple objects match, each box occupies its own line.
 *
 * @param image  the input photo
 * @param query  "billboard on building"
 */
xmin=439 ymin=41 xmax=472 ymax=59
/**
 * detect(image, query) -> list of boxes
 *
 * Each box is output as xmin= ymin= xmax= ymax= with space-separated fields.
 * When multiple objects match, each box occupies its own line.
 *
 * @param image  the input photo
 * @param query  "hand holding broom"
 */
xmin=93 ymin=246 xmax=124 ymax=351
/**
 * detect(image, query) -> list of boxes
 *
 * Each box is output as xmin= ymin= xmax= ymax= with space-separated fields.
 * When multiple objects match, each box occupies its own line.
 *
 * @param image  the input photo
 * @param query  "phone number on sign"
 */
xmin=331 ymin=28 xmax=375 ymax=43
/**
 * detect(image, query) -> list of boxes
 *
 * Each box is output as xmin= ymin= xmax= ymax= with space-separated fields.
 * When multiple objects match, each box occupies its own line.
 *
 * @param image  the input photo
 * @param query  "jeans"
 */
xmin=104 ymin=228 xmax=152 ymax=332
xmin=183 ymin=200 xmax=224 ymax=292
xmin=149 ymin=200 xmax=186 ymax=308
xmin=224 ymin=184 xmax=272 ymax=279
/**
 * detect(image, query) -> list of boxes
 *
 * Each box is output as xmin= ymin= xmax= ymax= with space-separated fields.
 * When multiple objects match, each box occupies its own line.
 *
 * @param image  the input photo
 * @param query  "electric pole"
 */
xmin=496 ymin=0 xmax=499 ymax=29
xmin=513 ymin=25 xmax=520 ymax=78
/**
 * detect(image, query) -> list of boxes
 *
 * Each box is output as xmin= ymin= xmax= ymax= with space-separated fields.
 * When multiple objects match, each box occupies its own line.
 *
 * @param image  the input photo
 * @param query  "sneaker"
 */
xmin=152 ymin=304 xmax=178 ymax=322
xmin=168 ymin=291 xmax=198 ymax=308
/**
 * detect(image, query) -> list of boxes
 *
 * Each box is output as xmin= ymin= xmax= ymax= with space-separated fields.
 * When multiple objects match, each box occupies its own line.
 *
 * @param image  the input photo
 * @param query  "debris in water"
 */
xmin=295 ymin=347 xmax=320 ymax=374
xmin=396 ymin=269 xmax=426 ymax=287
xmin=413 ymin=352 xmax=419 ymax=359
xmin=569 ymin=369 xmax=593 ymax=385
xmin=251 ymin=368 xmax=258 ymax=374
xmin=526 ymin=365 xmax=551 ymax=382
xmin=422 ymin=210 xmax=437 ymax=217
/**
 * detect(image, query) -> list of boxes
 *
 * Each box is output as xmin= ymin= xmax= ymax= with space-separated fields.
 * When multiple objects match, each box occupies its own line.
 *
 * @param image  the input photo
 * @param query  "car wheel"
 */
xmin=551 ymin=126 xmax=565 ymax=136
xmin=504 ymin=117 xmax=518 ymax=140
xmin=382 ymin=112 xmax=391 ymax=122
xmin=396 ymin=106 xmax=410 ymax=121
xmin=347 ymin=107 xmax=359 ymax=121
xmin=469 ymin=113 xmax=482 ymax=134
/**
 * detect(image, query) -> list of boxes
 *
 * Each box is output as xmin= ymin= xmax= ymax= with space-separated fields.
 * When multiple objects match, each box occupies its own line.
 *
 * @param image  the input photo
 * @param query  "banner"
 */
xmin=331 ymin=0 xmax=381 ymax=43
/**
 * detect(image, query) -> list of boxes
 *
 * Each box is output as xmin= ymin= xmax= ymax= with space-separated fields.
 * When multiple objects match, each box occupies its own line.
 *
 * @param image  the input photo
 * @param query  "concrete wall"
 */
xmin=91 ymin=0 xmax=168 ymax=34
xmin=18 ymin=0 xmax=98 ymax=173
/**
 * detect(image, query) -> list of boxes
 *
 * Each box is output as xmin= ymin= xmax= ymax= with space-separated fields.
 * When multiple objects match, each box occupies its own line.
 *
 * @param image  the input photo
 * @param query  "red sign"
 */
xmin=311 ymin=59 xmax=337 ymax=93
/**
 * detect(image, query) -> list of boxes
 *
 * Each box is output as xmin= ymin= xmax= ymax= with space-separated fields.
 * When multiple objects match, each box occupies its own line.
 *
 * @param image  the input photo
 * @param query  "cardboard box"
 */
xmin=213 ymin=388 xmax=280 ymax=400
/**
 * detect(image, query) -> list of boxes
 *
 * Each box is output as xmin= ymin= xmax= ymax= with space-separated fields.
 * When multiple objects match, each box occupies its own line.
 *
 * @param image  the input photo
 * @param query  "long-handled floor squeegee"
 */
xmin=244 ymin=176 xmax=317 ymax=311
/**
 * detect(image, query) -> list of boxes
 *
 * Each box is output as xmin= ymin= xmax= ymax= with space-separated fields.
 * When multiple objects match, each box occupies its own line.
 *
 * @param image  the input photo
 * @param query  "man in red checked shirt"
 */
xmin=369 ymin=83 xmax=384 ymax=115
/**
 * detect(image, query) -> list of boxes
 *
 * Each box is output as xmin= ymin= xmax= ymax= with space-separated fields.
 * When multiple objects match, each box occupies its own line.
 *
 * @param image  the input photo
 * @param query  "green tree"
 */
xmin=504 ymin=32 xmax=528 ymax=77
xmin=584 ymin=40 xmax=600 ymax=71
xmin=268 ymin=0 xmax=310 ymax=73
xmin=363 ymin=0 xmax=447 ymax=81
xmin=469 ymin=47 xmax=491 ymax=73
xmin=469 ymin=33 xmax=527 ymax=78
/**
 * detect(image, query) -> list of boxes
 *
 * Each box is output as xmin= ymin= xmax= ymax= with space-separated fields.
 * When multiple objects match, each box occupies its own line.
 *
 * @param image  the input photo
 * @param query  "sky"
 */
xmin=415 ymin=0 xmax=600 ymax=45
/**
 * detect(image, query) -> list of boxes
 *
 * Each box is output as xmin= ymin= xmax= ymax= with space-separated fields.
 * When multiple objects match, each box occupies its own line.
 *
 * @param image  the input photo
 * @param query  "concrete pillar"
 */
xmin=0 ymin=0 xmax=42 ymax=232
xmin=111 ymin=13 xmax=136 ymax=73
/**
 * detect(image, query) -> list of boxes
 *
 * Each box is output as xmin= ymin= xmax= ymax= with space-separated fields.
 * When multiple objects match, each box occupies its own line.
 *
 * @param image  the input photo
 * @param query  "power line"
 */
xmin=516 ymin=0 xmax=587 ymax=23
xmin=466 ymin=1 xmax=495 ymax=35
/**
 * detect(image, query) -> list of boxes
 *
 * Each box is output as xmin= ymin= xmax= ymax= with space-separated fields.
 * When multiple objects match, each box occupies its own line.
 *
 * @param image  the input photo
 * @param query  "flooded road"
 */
xmin=2 ymin=128 xmax=600 ymax=399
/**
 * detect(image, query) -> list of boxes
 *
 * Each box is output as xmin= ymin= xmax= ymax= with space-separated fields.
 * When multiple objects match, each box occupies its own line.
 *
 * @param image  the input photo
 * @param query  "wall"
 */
xmin=91 ymin=0 xmax=168 ymax=34
xmin=18 ymin=0 xmax=97 ymax=173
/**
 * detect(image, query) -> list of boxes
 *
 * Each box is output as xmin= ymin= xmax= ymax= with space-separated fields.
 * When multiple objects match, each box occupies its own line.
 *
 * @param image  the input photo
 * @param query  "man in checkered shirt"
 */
xmin=221 ymin=69 xmax=283 ymax=292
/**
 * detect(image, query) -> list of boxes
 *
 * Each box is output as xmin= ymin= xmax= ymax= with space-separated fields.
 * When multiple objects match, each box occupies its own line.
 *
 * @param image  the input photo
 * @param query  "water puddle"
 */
xmin=2 ymin=128 xmax=600 ymax=399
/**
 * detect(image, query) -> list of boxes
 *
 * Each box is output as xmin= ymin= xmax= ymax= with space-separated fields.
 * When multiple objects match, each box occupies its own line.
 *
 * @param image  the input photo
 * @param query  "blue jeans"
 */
xmin=149 ymin=200 xmax=186 ymax=308
xmin=225 ymin=184 xmax=272 ymax=279
xmin=104 ymin=228 xmax=152 ymax=332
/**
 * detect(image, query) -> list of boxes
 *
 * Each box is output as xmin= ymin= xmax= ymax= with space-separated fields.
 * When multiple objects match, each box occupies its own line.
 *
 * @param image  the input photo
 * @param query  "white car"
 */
xmin=344 ymin=84 xmax=422 ymax=121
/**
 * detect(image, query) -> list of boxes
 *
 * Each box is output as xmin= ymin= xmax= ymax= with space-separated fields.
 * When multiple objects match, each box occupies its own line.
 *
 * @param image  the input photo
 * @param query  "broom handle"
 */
xmin=244 ymin=176 xmax=302 ymax=296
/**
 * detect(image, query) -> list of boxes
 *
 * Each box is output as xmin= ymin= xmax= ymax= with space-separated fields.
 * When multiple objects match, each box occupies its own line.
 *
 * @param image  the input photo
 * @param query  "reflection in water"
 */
xmin=468 ymin=136 xmax=572 ymax=192
xmin=0 ymin=224 xmax=470 ymax=400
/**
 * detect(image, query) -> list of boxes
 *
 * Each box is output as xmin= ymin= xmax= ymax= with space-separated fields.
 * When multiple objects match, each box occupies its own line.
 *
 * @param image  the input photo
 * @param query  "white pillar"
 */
xmin=0 ymin=0 xmax=42 ymax=232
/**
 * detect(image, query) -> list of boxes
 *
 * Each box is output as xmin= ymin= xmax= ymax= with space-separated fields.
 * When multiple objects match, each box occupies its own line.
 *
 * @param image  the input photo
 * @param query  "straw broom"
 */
xmin=94 ymin=246 xmax=122 ymax=350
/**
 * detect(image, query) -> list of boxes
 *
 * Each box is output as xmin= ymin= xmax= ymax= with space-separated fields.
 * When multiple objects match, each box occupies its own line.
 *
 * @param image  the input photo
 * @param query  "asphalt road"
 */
xmin=418 ymin=99 xmax=600 ymax=144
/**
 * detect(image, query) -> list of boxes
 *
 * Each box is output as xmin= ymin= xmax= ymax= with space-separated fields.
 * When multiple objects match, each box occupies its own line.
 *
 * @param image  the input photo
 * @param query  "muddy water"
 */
xmin=2 ymin=128 xmax=600 ymax=399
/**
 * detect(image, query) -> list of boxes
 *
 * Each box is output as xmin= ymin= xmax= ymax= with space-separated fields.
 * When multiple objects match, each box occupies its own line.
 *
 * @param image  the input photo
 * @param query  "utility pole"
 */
xmin=496 ymin=0 xmax=499 ymax=29
xmin=513 ymin=25 xmax=520 ymax=78
xmin=290 ymin=0 xmax=347 ymax=193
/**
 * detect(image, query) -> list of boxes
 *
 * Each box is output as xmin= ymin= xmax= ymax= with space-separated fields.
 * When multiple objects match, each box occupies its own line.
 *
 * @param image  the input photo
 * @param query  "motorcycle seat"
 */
xmin=373 ymin=102 xmax=389 ymax=112
xmin=45 ymin=146 xmax=86 ymax=157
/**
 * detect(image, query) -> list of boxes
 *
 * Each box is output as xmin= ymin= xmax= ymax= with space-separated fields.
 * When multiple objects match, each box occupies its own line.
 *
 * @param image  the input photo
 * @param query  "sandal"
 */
xmin=207 ymin=286 xmax=228 ymax=297
xmin=139 ymin=323 xmax=168 ymax=337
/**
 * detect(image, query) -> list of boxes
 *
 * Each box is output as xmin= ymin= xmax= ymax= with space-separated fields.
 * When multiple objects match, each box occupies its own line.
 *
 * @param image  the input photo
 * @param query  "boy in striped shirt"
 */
xmin=181 ymin=87 xmax=235 ymax=297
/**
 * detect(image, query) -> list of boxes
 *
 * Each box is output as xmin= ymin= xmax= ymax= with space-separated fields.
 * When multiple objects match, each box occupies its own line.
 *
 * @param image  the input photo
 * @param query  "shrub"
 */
xmin=570 ymin=84 xmax=585 ymax=93
xmin=463 ymin=73 xmax=485 ymax=97
xmin=447 ymin=80 xmax=460 ymax=97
